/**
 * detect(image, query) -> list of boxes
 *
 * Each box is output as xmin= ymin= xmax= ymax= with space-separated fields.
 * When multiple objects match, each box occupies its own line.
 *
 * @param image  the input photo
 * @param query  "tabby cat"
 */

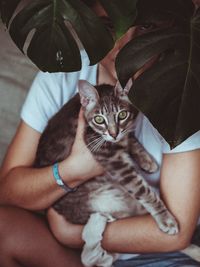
xmin=34 ymin=80 xmax=178 ymax=267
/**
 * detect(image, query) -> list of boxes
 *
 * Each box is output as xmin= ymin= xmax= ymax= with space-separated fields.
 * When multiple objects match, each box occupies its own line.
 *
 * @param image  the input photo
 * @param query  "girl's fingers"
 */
xmin=75 ymin=108 xmax=86 ymax=140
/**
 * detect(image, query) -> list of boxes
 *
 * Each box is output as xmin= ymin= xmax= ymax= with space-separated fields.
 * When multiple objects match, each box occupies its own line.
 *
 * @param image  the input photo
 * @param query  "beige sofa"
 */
xmin=0 ymin=24 xmax=37 ymax=164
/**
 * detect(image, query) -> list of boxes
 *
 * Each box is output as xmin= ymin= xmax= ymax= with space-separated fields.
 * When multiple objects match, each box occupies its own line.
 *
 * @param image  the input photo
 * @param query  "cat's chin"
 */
xmin=111 ymin=139 xmax=121 ymax=143
xmin=103 ymin=136 xmax=123 ymax=143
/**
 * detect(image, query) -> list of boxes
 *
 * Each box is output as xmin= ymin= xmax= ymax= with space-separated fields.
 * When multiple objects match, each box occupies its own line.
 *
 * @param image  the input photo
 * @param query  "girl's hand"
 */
xmin=47 ymin=207 xmax=84 ymax=248
xmin=60 ymin=109 xmax=104 ymax=187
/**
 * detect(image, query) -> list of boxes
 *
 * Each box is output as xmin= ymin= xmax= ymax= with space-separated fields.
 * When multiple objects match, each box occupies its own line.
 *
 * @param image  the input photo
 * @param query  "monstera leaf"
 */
xmin=1 ymin=0 xmax=199 ymax=147
xmin=0 ymin=0 xmax=21 ymax=26
xmin=116 ymin=0 xmax=200 ymax=147
xmin=0 ymin=0 xmax=137 ymax=72
xmin=99 ymin=0 xmax=137 ymax=39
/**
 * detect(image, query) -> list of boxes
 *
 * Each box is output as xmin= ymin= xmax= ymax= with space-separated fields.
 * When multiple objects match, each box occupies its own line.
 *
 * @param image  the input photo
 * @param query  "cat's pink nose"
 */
xmin=109 ymin=131 xmax=118 ymax=139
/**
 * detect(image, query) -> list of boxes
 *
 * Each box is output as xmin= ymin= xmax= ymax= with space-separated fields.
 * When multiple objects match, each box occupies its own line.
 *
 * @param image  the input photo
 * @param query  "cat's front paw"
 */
xmin=140 ymin=158 xmax=158 ymax=173
xmin=155 ymin=211 xmax=179 ymax=235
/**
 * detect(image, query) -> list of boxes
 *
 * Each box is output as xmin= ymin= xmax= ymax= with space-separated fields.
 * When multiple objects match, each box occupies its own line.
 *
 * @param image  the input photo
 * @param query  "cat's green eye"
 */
xmin=118 ymin=111 xmax=128 ymax=120
xmin=94 ymin=115 xmax=105 ymax=124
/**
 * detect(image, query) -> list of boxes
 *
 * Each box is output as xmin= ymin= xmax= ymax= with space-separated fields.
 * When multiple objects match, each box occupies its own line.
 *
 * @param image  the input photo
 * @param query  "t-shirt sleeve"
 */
xmin=21 ymin=71 xmax=62 ymax=133
xmin=20 ymin=61 xmax=97 ymax=134
xmin=137 ymin=113 xmax=200 ymax=155
xmin=162 ymin=130 xmax=200 ymax=154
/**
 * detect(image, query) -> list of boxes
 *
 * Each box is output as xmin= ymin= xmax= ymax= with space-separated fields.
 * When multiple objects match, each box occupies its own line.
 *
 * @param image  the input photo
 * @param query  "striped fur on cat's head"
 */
xmin=78 ymin=80 xmax=138 ymax=143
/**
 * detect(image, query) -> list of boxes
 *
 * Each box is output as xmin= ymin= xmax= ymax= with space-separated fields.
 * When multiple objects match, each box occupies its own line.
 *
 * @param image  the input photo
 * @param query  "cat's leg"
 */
xmin=129 ymin=135 xmax=158 ymax=173
xmin=102 ymin=151 xmax=178 ymax=235
xmin=96 ymin=150 xmax=178 ymax=235
xmin=119 ymin=170 xmax=179 ymax=235
xmin=81 ymin=213 xmax=118 ymax=267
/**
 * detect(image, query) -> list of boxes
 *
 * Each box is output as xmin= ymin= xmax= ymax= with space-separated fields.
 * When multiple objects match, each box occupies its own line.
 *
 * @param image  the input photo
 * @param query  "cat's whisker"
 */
xmin=87 ymin=134 xmax=101 ymax=142
xmin=88 ymin=135 xmax=102 ymax=141
xmin=90 ymin=138 xmax=105 ymax=153
xmin=88 ymin=141 xmax=103 ymax=152
xmin=87 ymin=136 xmax=103 ymax=148
xmin=92 ymin=141 xmax=105 ymax=153
xmin=88 ymin=142 xmax=101 ymax=151
xmin=90 ymin=140 xmax=102 ymax=153
xmin=94 ymin=139 xmax=106 ymax=152
xmin=87 ymin=138 xmax=99 ymax=144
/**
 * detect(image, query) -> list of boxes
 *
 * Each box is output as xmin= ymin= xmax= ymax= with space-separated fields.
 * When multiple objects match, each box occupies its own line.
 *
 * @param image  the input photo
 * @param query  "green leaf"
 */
xmin=0 ymin=0 xmax=21 ymax=26
xmin=135 ymin=0 xmax=194 ymax=24
xmin=8 ymin=0 xmax=115 ymax=72
xmin=2 ymin=0 xmax=137 ymax=72
xmin=99 ymin=0 xmax=138 ymax=39
xmin=116 ymin=0 xmax=200 ymax=148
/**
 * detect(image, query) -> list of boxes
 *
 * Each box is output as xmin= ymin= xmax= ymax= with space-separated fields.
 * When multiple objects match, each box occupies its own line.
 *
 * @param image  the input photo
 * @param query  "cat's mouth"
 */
xmin=103 ymin=134 xmax=124 ymax=143
xmin=109 ymin=138 xmax=120 ymax=143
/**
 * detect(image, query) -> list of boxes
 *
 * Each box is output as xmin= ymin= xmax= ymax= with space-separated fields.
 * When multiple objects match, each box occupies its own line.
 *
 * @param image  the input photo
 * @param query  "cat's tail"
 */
xmin=81 ymin=212 xmax=118 ymax=267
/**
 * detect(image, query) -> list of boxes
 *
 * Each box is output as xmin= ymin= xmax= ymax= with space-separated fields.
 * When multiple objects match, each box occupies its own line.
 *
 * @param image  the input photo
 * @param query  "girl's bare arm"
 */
xmin=48 ymin=149 xmax=200 ymax=252
xmin=0 ymin=111 xmax=104 ymax=210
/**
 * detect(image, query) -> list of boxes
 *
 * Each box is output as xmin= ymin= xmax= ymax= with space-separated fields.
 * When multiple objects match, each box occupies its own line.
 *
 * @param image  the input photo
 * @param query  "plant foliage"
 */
xmin=0 ymin=0 xmax=137 ymax=72
xmin=0 ymin=0 xmax=199 ymax=147
xmin=116 ymin=0 xmax=200 ymax=147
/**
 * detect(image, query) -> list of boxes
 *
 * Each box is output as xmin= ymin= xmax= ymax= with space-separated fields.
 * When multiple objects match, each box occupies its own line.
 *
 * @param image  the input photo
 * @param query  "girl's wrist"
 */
xmin=58 ymin=157 xmax=81 ymax=188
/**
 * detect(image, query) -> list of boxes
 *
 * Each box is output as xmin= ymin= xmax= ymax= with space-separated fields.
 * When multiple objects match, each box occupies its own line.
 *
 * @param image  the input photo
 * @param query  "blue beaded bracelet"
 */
xmin=52 ymin=163 xmax=77 ymax=193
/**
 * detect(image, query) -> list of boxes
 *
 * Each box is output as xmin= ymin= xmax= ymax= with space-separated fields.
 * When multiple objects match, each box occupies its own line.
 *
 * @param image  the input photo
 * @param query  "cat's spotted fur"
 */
xmin=34 ymin=80 xmax=178 ymax=267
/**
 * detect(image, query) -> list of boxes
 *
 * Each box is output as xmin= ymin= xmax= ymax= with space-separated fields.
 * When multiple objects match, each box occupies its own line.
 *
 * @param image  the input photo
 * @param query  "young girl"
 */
xmin=0 ymin=1 xmax=199 ymax=266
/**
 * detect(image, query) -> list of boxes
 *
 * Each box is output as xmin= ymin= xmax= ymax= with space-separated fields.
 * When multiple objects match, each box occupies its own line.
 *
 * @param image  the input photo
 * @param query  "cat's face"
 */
xmin=87 ymin=96 xmax=137 ymax=142
xmin=78 ymin=80 xmax=138 ymax=143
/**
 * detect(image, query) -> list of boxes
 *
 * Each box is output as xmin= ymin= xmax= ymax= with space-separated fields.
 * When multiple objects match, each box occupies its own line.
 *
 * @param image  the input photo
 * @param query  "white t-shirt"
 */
xmin=21 ymin=60 xmax=200 ymax=260
xmin=21 ymin=64 xmax=200 ymax=187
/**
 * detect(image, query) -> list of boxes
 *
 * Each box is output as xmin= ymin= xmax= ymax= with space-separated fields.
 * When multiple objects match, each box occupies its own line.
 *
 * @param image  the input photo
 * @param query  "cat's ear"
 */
xmin=78 ymin=80 xmax=99 ymax=110
xmin=114 ymin=78 xmax=133 ymax=98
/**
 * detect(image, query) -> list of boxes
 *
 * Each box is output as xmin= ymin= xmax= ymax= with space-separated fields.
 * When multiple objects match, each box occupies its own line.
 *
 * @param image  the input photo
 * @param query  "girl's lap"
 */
xmin=0 ymin=206 xmax=83 ymax=267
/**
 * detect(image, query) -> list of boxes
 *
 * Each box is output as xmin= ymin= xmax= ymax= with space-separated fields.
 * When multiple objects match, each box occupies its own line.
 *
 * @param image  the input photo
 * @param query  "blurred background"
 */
xmin=0 ymin=22 xmax=37 ymax=164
